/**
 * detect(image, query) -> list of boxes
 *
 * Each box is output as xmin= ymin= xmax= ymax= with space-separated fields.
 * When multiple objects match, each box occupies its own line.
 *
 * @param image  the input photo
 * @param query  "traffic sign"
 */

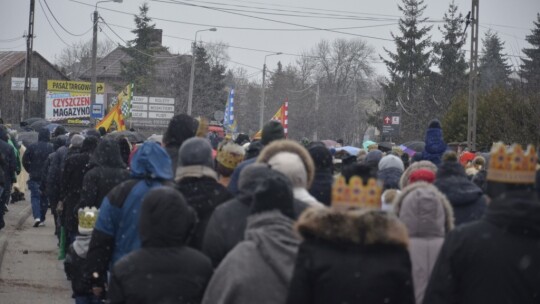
xmin=382 ymin=113 xmax=400 ymax=136
xmin=91 ymin=104 xmax=103 ymax=119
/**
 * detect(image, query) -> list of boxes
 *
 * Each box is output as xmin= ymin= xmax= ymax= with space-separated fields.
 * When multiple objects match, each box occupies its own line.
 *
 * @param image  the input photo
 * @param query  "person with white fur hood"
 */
xmin=393 ymin=182 xmax=454 ymax=304
xmin=256 ymin=140 xmax=324 ymax=208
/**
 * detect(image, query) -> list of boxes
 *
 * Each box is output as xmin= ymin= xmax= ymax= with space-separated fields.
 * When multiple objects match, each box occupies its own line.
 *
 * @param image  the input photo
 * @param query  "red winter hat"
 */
xmin=459 ymin=151 xmax=475 ymax=166
xmin=409 ymin=169 xmax=436 ymax=184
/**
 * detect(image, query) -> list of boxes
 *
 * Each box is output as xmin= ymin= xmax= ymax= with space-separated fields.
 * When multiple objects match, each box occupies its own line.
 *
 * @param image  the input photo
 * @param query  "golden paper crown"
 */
xmin=217 ymin=141 xmax=245 ymax=169
xmin=487 ymin=142 xmax=537 ymax=184
xmin=332 ymin=176 xmax=382 ymax=210
xmin=78 ymin=207 xmax=99 ymax=233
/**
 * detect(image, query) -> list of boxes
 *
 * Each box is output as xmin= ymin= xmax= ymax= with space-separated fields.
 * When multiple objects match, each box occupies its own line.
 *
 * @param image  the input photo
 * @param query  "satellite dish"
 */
xmin=214 ymin=110 xmax=225 ymax=121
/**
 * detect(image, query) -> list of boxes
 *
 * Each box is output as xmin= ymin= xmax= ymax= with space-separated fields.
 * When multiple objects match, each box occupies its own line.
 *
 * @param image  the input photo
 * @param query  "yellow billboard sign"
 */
xmin=47 ymin=80 xmax=105 ymax=94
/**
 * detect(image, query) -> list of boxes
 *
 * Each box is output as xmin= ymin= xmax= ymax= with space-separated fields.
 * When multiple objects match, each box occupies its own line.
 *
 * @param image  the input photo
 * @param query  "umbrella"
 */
xmin=321 ymin=139 xmax=338 ymax=148
xmin=46 ymin=123 xmax=61 ymax=133
xmin=18 ymin=131 xmax=39 ymax=147
xmin=105 ymin=130 xmax=146 ymax=143
xmin=29 ymin=119 xmax=51 ymax=131
xmin=362 ymin=140 xmax=376 ymax=150
xmin=335 ymin=146 xmax=361 ymax=156
xmin=378 ymin=142 xmax=394 ymax=152
xmin=401 ymin=141 xmax=425 ymax=153
xmin=20 ymin=117 xmax=45 ymax=127
xmin=399 ymin=145 xmax=417 ymax=157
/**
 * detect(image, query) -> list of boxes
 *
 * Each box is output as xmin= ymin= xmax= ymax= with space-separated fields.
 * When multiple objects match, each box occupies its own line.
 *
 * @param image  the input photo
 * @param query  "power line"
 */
xmin=70 ymin=0 xmax=399 ymax=32
xmin=155 ymin=0 xmax=395 ymax=41
xmin=38 ymin=0 xmax=71 ymax=47
xmin=104 ymin=21 xmax=384 ymax=63
xmin=158 ymin=0 xmax=401 ymax=21
xmin=0 ymin=36 xmax=24 ymax=43
xmin=0 ymin=43 xmax=27 ymax=50
xmin=223 ymin=0 xmax=404 ymax=19
xmin=42 ymin=0 xmax=94 ymax=36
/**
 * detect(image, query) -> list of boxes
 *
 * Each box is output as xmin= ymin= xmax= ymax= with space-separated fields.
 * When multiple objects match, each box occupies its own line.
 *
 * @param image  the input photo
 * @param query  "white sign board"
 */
xmin=132 ymin=96 xmax=149 ymax=104
xmin=11 ymin=77 xmax=38 ymax=91
xmin=128 ymin=96 xmax=175 ymax=128
xmin=131 ymin=111 xmax=148 ymax=118
xmin=149 ymin=104 xmax=174 ymax=112
xmin=149 ymin=97 xmax=175 ymax=105
xmin=131 ymin=103 xmax=148 ymax=111
xmin=148 ymin=112 xmax=174 ymax=119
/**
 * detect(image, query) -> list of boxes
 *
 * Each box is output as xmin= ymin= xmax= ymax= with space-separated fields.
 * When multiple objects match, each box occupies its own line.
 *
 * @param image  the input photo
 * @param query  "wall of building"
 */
xmin=0 ymin=54 xmax=67 ymax=124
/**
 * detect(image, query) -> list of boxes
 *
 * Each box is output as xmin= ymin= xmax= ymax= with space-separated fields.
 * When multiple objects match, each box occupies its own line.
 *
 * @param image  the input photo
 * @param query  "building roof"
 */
xmin=0 ymin=51 xmax=67 ymax=79
xmin=0 ymin=51 xmax=26 ymax=76
xmin=80 ymin=47 xmax=189 ymax=80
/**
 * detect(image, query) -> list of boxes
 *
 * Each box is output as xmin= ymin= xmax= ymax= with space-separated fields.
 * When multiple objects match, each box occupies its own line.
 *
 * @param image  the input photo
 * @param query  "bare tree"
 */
xmin=55 ymin=39 xmax=116 ymax=79
xmin=204 ymin=41 xmax=230 ymax=67
xmin=298 ymin=38 xmax=376 ymax=145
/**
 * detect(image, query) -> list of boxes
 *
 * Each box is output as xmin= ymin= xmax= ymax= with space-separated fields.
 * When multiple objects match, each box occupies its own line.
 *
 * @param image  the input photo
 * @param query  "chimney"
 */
xmin=149 ymin=29 xmax=163 ymax=47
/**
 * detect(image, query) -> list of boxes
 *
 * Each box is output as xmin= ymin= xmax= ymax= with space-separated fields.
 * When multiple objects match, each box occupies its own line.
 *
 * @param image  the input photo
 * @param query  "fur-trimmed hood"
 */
xmin=399 ymin=160 xmax=438 ymax=189
xmin=257 ymin=139 xmax=315 ymax=188
xmin=394 ymin=182 xmax=454 ymax=238
xmin=295 ymin=207 xmax=409 ymax=248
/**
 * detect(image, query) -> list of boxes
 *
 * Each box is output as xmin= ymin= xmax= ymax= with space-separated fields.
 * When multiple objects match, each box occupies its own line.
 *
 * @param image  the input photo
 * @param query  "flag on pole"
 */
xmin=96 ymin=84 xmax=131 ymax=131
xmin=252 ymin=98 xmax=289 ymax=139
xmin=120 ymin=83 xmax=134 ymax=118
xmin=223 ymin=88 xmax=237 ymax=135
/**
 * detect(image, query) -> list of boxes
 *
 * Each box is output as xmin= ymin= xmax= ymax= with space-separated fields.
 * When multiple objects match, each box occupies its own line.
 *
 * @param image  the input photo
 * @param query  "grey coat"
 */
xmin=202 ymin=211 xmax=299 ymax=304
xmin=394 ymin=182 xmax=454 ymax=304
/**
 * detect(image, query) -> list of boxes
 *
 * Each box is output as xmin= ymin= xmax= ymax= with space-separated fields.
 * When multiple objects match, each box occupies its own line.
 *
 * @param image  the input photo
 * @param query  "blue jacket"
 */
xmin=87 ymin=142 xmax=174 ymax=281
xmin=22 ymin=128 xmax=54 ymax=181
xmin=422 ymin=128 xmax=447 ymax=166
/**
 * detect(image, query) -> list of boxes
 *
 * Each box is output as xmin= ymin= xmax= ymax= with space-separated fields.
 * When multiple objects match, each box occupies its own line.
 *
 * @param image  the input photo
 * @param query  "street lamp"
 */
xmin=187 ymin=27 xmax=217 ymax=116
xmin=90 ymin=0 xmax=123 ymax=126
xmin=259 ymin=52 xmax=282 ymax=130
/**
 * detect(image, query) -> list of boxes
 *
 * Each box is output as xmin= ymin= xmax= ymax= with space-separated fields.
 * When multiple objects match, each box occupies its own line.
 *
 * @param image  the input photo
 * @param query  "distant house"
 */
xmin=0 ymin=51 xmax=68 ymax=124
xmin=80 ymin=29 xmax=190 ymax=105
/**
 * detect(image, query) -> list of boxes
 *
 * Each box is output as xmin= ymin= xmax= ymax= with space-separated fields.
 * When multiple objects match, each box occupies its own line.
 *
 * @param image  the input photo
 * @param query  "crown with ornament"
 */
xmin=487 ymin=142 xmax=537 ymax=184
xmin=331 ymin=176 xmax=382 ymax=210
xmin=78 ymin=207 xmax=99 ymax=235
xmin=217 ymin=141 xmax=245 ymax=169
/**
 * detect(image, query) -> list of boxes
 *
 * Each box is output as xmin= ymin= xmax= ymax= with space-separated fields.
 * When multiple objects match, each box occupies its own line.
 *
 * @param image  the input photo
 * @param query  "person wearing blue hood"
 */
xmin=421 ymin=119 xmax=447 ymax=166
xmin=0 ymin=125 xmax=17 ymax=230
xmin=85 ymin=141 xmax=175 ymax=298
xmin=22 ymin=127 xmax=54 ymax=227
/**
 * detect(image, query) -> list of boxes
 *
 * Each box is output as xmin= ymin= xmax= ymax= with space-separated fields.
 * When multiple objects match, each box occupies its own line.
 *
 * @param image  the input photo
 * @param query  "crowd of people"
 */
xmin=0 ymin=115 xmax=539 ymax=304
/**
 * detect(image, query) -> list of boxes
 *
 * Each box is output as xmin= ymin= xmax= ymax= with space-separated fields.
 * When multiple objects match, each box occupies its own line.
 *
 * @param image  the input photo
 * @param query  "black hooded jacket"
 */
xmin=423 ymin=191 xmax=540 ymax=304
xmin=0 ymin=127 xmax=16 ymax=185
xmin=202 ymin=165 xmax=309 ymax=267
xmin=176 ymin=176 xmax=233 ymax=250
xmin=434 ymin=161 xmax=487 ymax=226
xmin=80 ymin=139 xmax=130 ymax=209
xmin=163 ymin=114 xmax=199 ymax=172
xmin=61 ymin=138 xmax=99 ymax=233
xmin=22 ymin=128 xmax=54 ymax=181
xmin=108 ymin=187 xmax=213 ymax=304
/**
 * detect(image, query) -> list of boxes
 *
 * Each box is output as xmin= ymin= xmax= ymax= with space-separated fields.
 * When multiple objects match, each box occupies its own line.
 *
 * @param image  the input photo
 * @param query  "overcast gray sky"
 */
xmin=2 ymin=0 xmax=539 ymax=80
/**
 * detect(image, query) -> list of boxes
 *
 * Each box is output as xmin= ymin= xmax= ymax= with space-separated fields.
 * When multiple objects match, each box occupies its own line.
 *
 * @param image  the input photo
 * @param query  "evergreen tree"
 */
xmin=379 ymin=0 xmax=434 ymax=141
xmin=434 ymin=1 xmax=467 ymax=108
xmin=191 ymin=43 xmax=227 ymax=119
xmin=520 ymin=13 xmax=540 ymax=93
xmin=120 ymin=3 xmax=166 ymax=95
xmin=478 ymin=31 xmax=511 ymax=92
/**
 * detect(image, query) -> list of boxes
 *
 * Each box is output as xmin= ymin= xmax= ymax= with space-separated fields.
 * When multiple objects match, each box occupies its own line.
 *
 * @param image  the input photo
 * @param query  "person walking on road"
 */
xmin=108 ymin=187 xmax=213 ymax=304
xmin=86 ymin=142 xmax=175 ymax=297
xmin=22 ymin=127 xmax=53 ymax=227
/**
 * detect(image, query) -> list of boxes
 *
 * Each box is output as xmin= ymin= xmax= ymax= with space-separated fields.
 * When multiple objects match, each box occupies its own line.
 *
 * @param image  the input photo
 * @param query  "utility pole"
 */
xmin=187 ymin=28 xmax=217 ymax=116
xmin=90 ymin=9 xmax=99 ymax=126
xmin=259 ymin=63 xmax=267 ymax=131
xmin=259 ymin=52 xmax=281 ymax=130
xmin=313 ymin=83 xmax=320 ymax=141
xmin=22 ymin=0 xmax=35 ymax=123
xmin=467 ymin=0 xmax=479 ymax=151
